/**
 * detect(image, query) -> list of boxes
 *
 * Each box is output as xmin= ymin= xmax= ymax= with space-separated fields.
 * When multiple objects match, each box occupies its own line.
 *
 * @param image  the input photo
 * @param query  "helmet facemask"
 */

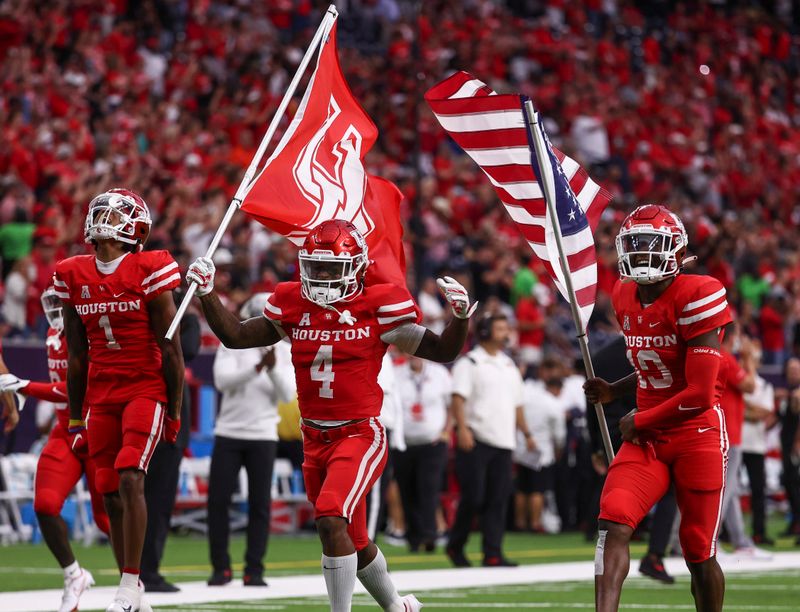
xmin=616 ymin=228 xmax=685 ymax=284
xmin=41 ymin=288 xmax=64 ymax=332
xmin=299 ymin=250 xmax=368 ymax=306
xmin=84 ymin=190 xmax=151 ymax=247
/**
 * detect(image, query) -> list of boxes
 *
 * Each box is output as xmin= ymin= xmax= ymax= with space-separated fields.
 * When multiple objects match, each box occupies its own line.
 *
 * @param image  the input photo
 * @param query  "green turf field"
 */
xmin=147 ymin=571 xmax=800 ymax=611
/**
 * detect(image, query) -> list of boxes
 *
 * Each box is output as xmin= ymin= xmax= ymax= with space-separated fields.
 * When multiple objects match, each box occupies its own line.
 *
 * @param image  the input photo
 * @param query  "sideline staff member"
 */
xmin=447 ymin=313 xmax=528 ymax=567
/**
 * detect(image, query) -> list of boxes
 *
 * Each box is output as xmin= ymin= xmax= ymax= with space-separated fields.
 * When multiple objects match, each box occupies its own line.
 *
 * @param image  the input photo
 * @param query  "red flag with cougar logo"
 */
xmin=241 ymin=21 xmax=406 ymax=288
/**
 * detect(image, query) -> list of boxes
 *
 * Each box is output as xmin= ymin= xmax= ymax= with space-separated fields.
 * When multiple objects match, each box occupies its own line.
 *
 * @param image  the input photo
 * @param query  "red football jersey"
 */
xmin=54 ymin=250 xmax=180 ymax=406
xmin=263 ymin=282 xmax=422 ymax=421
xmin=612 ymin=274 xmax=732 ymax=428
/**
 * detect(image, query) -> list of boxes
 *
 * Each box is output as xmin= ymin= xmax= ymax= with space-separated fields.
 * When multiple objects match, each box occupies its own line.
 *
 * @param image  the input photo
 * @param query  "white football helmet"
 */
xmin=299 ymin=220 xmax=369 ymax=306
xmin=84 ymin=188 xmax=152 ymax=247
xmin=616 ymin=204 xmax=689 ymax=285
xmin=41 ymin=286 xmax=63 ymax=332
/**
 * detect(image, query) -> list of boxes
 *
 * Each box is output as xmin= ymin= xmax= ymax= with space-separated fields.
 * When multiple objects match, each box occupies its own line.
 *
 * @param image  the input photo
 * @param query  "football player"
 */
xmin=187 ymin=219 xmax=475 ymax=612
xmin=0 ymin=343 xmax=19 ymax=433
xmin=584 ymin=205 xmax=731 ymax=612
xmin=55 ymin=189 xmax=184 ymax=612
xmin=0 ymin=286 xmax=111 ymax=612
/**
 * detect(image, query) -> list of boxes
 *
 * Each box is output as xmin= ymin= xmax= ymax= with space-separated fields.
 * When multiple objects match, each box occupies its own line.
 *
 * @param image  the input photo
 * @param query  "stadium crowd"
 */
xmin=1 ymin=0 xmax=800 ymax=567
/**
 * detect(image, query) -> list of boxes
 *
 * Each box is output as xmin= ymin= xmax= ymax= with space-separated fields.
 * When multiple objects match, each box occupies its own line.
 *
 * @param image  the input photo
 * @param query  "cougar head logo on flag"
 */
xmin=291 ymin=95 xmax=374 ymax=240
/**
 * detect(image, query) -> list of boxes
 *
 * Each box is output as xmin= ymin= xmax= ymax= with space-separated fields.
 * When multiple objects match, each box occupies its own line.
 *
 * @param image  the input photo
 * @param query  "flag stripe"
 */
xmin=425 ymin=71 xmax=613 ymax=331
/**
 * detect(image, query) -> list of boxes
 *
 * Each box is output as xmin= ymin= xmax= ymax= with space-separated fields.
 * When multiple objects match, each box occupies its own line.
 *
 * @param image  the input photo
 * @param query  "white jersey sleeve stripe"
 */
xmin=263 ymin=301 xmax=282 ymax=316
xmin=677 ymin=300 xmax=728 ymax=325
xmin=141 ymin=262 xmax=179 ymax=285
xmin=377 ymin=312 xmax=418 ymax=325
xmin=53 ymin=279 xmax=68 ymax=288
xmin=142 ymin=273 xmax=181 ymax=295
xmin=682 ymin=288 xmax=726 ymax=313
xmin=53 ymin=290 xmax=70 ymax=299
xmin=377 ymin=300 xmax=414 ymax=313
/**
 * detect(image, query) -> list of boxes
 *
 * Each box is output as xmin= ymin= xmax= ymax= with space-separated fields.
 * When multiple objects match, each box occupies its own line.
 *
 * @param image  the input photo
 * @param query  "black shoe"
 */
xmin=639 ymin=554 xmax=675 ymax=585
xmin=243 ymin=573 xmax=268 ymax=587
xmin=143 ymin=577 xmax=181 ymax=592
xmin=752 ymin=534 xmax=775 ymax=546
xmin=207 ymin=569 xmax=232 ymax=586
xmin=446 ymin=547 xmax=472 ymax=568
xmin=482 ymin=556 xmax=518 ymax=567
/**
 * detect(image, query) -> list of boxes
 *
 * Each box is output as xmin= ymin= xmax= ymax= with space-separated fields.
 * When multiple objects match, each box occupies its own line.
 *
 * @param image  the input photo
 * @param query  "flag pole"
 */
xmin=522 ymin=100 xmax=616 ymax=463
xmin=166 ymin=4 xmax=340 ymax=340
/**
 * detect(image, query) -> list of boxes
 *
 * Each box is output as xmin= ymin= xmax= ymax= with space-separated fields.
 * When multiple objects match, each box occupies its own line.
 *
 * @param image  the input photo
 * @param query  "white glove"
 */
xmin=436 ymin=276 xmax=478 ymax=319
xmin=186 ymin=256 xmax=216 ymax=296
xmin=0 ymin=373 xmax=29 ymax=393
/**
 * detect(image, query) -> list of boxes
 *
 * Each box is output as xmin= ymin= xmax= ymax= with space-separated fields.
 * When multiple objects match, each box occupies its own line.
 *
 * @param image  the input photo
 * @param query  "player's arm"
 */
xmin=0 ymin=374 xmax=68 ymax=402
xmin=63 ymin=303 xmax=88 ymax=423
xmin=148 ymin=291 xmax=185 ymax=421
xmin=629 ymin=328 xmax=722 ymax=433
xmin=0 ymin=351 xmax=19 ymax=433
xmin=187 ymin=257 xmax=282 ymax=349
xmin=389 ymin=276 xmax=475 ymax=363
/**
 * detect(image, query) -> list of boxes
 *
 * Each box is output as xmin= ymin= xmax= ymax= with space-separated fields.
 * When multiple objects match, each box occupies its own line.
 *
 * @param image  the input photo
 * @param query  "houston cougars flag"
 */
xmin=241 ymin=21 xmax=406 ymax=287
xmin=425 ymin=72 xmax=613 ymax=329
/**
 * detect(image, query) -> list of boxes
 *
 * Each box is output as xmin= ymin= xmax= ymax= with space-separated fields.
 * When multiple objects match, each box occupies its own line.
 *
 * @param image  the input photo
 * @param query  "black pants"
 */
xmin=395 ymin=441 xmax=447 ymax=548
xmin=781 ymin=439 xmax=800 ymax=530
xmin=743 ymin=452 xmax=767 ymax=538
xmin=448 ymin=439 xmax=512 ymax=559
xmin=141 ymin=440 xmax=184 ymax=582
xmin=208 ymin=436 xmax=277 ymax=575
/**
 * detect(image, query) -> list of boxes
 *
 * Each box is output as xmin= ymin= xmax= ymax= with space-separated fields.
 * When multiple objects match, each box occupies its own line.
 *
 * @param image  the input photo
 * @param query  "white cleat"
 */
xmin=733 ymin=546 xmax=773 ymax=561
xmin=59 ymin=568 xmax=95 ymax=612
xmin=401 ymin=594 xmax=423 ymax=611
xmin=138 ymin=581 xmax=153 ymax=612
xmin=105 ymin=585 xmax=141 ymax=612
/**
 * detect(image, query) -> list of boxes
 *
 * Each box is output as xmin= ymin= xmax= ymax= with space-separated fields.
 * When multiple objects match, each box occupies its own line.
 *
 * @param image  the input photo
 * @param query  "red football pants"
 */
xmin=35 ymin=424 xmax=110 ymax=535
xmin=599 ymin=406 xmax=729 ymax=563
xmin=88 ymin=399 xmax=165 ymax=494
xmin=301 ymin=417 xmax=387 ymax=550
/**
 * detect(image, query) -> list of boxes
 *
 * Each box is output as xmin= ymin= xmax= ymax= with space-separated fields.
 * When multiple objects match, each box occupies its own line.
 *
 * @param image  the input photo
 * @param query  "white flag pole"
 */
xmin=523 ymin=100 xmax=615 ymax=463
xmin=166 ymin=4 xmax=339 ymax=340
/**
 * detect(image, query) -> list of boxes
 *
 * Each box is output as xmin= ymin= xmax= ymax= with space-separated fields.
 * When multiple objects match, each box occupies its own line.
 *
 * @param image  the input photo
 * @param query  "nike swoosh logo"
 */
xmin=678 ymin=405 xmax=702 ymax=411
xmin=113 ymin=292 xmax=125 ymax=298
xmin=649 ymin=322 xmax=660 ymax=328
xmin=52 ymin=387 xmax=67 ymax=398
xmin=322 ymin=566 xmax=339 ymax=570
xmin=698 ymin=427 xmax=714 ymax=433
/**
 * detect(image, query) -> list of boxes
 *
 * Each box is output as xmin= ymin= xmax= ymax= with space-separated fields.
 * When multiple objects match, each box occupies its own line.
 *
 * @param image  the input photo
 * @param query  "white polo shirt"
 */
xmin=396 ymin=361 xmax=452 ymax=446
xmin=451 ymin=345 xmax=524 ymax=450
xmin=514 ymin=380 xmax=567 ymax=469
xmin=741 ymin=375 xmax=774 ymax=455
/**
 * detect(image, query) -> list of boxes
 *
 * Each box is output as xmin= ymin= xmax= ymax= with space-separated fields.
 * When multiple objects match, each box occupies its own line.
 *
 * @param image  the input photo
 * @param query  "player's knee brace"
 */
xmin=594 ymin=530 xmax=608 ymax=575
xmin=95 ymin=467 xmax=120 ymax=494
xmin=34 ymin=489 xmax=65 ymax=516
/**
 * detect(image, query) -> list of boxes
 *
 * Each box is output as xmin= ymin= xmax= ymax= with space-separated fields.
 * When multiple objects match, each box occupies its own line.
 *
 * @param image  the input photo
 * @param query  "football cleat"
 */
xmin=616 ymin=204 xmax=689 ymax=284
xmin=299 ymin=219 xmax=369 ymax=306
xmin=58 ymin=568 xmax=95 ymax=612
xmin=105 ymin=584 xmax=140 ymax=612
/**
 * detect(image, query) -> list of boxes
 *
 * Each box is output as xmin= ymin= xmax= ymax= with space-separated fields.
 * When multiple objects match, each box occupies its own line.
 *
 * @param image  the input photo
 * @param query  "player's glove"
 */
xmin=68 ymin=419 xmax=88 ymax=458
xmin=162 ymin=415 xmax=181 ymax=444
xmin=186 ymin=257 xmax=215 ymax=296
xmin=0 ymin=373 xmax=30 ymax=393
xmin=436 ymin=276 xmax=478 ymax=319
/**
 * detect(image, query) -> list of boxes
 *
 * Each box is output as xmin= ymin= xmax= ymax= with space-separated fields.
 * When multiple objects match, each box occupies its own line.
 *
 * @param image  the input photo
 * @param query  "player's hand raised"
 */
xmin=583 ymin=377 xmax=614 ymax=404
xmin=436 ymin=276 xmax=477 ymax=319
xmin=186 ymin=257 xmax=216 ymax=296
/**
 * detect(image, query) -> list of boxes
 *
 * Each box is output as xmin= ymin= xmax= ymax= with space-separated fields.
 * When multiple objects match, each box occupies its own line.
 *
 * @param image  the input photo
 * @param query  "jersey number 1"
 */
xmin=311 ymin=344 xmax=334 ymax=398
xmin=98 ymin=315 xmax=121 ymax=350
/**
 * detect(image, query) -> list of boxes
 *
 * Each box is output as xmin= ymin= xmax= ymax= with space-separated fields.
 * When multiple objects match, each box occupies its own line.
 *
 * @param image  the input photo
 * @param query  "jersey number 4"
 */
xmin=311 ymin=344 xmax=334 ymax=398
xmin=627 ymin=349 xmax=673 ymax=389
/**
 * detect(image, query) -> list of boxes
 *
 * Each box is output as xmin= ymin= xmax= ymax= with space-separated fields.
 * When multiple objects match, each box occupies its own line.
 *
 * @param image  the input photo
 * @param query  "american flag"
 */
xmin=425 ymin=71 xmax=613 ymax=330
